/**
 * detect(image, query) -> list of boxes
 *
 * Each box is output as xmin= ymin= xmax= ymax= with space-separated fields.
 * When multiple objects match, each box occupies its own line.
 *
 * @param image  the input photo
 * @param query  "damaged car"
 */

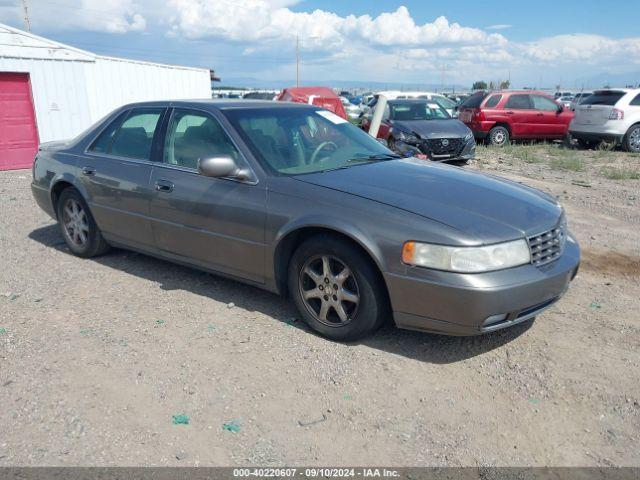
xmin=361 ymin=99 xmax=475 ymax=163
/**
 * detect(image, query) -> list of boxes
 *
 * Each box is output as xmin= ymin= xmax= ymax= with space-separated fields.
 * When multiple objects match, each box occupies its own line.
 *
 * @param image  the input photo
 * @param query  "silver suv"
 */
xmin=569 ymin=88 xmax=640 ymax=151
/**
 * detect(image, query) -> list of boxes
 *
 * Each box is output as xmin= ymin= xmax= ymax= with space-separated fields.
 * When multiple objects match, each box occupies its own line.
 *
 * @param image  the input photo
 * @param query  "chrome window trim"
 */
xmin=83 ymin=106 xmax=164 ymax=157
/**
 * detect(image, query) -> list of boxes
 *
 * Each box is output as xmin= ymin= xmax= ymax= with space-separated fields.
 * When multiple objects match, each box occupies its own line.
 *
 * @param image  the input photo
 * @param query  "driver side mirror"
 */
xmin=557 ymin=104 xmax=564 ymax=113
xmin=198 ymin=156 xmax=251 ymax=181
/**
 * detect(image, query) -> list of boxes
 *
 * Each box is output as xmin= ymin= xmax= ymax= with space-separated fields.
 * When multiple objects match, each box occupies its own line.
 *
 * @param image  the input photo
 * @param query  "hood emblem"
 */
xmin=441 ymin=139 xmax=449 ymax=147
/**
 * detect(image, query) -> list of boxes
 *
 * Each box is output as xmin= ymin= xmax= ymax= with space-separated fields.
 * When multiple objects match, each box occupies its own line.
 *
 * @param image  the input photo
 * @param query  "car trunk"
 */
xmin=572 ymin=91 xmax=625 ymax=126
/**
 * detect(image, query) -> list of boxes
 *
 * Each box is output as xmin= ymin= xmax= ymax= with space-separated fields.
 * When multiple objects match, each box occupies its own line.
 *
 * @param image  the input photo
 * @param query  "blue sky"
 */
xmin=1 ymin=0 xmax=639 ymax=89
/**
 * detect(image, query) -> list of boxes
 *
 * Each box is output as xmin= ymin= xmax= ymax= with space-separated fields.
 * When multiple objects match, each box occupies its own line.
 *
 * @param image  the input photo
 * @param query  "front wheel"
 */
xmin=488 ymin=126 xmax=510 ymax=147
xmin=56 ymin=188 xmax=110 ymax=258
xmin=288 ymin=235 xmax=388 ymax=341
xmin=623 ymin=125 xmax=640 ymax=153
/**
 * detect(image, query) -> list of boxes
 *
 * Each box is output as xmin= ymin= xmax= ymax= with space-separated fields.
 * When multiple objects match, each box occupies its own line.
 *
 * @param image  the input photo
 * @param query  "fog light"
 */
xmin=483 ymin=313 xmax=508 ymax=327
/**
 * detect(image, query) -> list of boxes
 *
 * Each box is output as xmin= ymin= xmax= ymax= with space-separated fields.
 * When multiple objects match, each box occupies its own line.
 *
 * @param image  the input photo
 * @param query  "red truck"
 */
xmin=458 ymin=90 xmax=574 ymax=146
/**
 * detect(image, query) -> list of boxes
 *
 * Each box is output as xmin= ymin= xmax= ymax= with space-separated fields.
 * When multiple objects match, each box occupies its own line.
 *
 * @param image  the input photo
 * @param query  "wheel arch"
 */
xmin=50 ymin=175 xmax=92 ymax=219
xmin=491 ymin=121 xmax=512 ymax=135
xmin=272 ymin=222 xmax=388 ymax=301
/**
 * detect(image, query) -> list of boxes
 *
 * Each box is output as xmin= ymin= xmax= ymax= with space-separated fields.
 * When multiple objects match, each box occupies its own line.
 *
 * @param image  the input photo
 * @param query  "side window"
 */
xmin=109 ymin=108 xmax=163 ymax=160
xmin=484 ymin=95 xmax=502 ymax=108
xmin=532 ymin=95 xmax=560 ymax=111
xmin=163 ymin=109 xmax=240 ymax=170
xmin=630 ymin=93 xmax=640 ymax=106
xmin=88 ymin=111 xmax=128 ymax=153
xmin=382 ymin=104 xmax=390 ymax=120
xmin=505 ymin=94 xmax=532 ymax=110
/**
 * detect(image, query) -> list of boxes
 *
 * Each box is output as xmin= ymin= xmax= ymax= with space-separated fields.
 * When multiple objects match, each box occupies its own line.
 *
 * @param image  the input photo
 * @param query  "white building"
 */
xmin=0 ymin=23 xmax=212 ymax=170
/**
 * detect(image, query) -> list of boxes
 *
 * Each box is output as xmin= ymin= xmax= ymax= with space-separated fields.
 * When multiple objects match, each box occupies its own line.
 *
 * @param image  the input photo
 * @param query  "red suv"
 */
xmin=458 ymin=90 xmax=574 ymax=146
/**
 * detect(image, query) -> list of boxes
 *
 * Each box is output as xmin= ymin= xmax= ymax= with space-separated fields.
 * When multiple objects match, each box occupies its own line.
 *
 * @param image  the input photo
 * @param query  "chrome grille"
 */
xmin=528 ymin=221 xmax=566 ymax=267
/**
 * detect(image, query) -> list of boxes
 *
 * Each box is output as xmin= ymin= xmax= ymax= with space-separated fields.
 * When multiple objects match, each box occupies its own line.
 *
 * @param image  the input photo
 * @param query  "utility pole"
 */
xmin=295 ymin=35 xmax=299 ymax=88
xmin=22 ymin=0 xmax=31 ymax=32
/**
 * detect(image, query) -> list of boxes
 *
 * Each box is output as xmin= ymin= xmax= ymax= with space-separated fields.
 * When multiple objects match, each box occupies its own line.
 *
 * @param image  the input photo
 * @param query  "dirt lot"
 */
xmin=1 ymin=145 xmax=639 ymax=467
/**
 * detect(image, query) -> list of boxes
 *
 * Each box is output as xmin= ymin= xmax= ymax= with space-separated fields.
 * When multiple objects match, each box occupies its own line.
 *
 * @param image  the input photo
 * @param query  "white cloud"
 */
xmin=519 ymin=34 xmax=640 ymax=64
xmin=486 ymin=24 xmax=512 ymax=30
xmin=0 ymin=0 xmax=146 ymax=33
xmin=166 ymin=1 xmax=506 ymax=49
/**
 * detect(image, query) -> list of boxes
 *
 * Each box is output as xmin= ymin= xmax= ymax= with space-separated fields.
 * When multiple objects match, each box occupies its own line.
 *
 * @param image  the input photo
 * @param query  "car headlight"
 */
xmin=402 ymin=239 xmax=531 ymax=273
xmin=464 ymin=132 xmax=473 ymax=141
xmin=397 ymin=130 xmax=421 ymax=144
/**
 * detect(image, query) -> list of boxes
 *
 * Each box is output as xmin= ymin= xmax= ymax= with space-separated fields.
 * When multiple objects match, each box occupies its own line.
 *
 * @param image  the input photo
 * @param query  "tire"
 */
xmin=56 ymin=188 xmax=110 ymax=258
xmin=488 ymin=126 xmax=510 ymax=147
xmin=623 ymin=125 xmax=640 ymax=153
xmin=288 ymin=234 xmax=388 ymax=341
xmin=577 ymin=138 xmax=600 ymax=150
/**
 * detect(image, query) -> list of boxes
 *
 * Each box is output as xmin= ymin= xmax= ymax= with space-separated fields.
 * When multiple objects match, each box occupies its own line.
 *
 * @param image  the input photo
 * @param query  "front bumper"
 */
xmin=386 ymin=238 xmax=580 ymax=336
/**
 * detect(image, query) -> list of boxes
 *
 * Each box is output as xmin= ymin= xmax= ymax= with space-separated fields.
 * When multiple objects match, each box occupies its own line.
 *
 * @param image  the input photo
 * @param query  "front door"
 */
xmin=148 ymin=108 xmax=267 ymax=283
xmin=530 ymin=94 xmax=565 ymax=137
xmin=79 ymin=107 xmax=165 ymax=248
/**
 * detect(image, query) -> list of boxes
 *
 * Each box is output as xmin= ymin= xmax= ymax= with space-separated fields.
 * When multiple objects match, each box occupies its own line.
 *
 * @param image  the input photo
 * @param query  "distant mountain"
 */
xmin=216 ymin=76 xmax=468 ymax=92
xmin=573 ymin=71 xmax=640 ymax=89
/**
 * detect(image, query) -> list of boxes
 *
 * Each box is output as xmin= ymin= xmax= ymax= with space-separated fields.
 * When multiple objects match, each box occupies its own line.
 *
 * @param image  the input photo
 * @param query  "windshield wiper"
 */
xmin=347 ymin=153 xmax=402 ymax=163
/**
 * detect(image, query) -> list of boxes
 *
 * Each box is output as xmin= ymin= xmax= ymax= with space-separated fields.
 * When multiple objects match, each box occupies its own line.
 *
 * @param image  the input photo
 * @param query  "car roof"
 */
xmin=119 ymin=99 xmax=315 ymax=110
xmin=387 ymin=98 xmax=440 ymax=104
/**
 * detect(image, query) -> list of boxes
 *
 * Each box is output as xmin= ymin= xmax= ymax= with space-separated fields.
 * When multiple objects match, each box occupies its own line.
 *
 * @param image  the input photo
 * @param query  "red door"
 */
xmin=0 ymin=73 xmax=39 ymax=170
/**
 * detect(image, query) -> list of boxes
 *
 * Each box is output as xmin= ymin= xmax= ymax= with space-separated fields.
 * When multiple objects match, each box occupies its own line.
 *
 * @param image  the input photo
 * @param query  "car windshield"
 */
xmin=223 ymin=107 xmax=397 ymax=175
xmin=432 ymin=96 xmax=456 ymax=110
xmin=389 ymin=102 xmax=450 ymax=121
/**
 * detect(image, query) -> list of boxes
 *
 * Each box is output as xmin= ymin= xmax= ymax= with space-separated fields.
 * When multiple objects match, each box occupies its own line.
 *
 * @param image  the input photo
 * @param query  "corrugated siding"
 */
xmin=0 ymin=57 xmax=92 ymax=143
xmin=84 ymin=57 xmax=211 ymax=121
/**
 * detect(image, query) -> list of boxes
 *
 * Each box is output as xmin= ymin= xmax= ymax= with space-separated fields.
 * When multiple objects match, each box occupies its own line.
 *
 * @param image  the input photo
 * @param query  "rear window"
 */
xmin=581 ymin=91 xmax=626 ymax=106
xmin=484 ymin=95 xmax=502 ymax=108
xmin=459 ymin=92 xmax=487 ymax=109
xmin=630 ymin=93 xmax=640 ymax=106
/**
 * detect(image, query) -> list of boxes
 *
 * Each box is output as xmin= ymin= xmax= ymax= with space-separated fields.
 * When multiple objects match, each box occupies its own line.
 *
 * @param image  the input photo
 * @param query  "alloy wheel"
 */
xmin=492 ymin=130 xmax=507 ymax=145
xmin=62 ymin=198 xmax=89 ymax=247
xmin=299 ymin=255 xmax=360 ymax=326
xmin=630 ymin=128 xmax=640 ymax=152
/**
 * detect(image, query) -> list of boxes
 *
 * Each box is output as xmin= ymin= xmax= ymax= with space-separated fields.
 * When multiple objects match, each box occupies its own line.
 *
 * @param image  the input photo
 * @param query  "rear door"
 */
xmin=80 ymin=107 xmax=166 ymax=248
xmin=503 ymin=94 xmax=535 ymax=137
xmin=573 ymin=90 xmax=626 ymax=127
xmin=148 ymin=108 xmax=267 ymax=283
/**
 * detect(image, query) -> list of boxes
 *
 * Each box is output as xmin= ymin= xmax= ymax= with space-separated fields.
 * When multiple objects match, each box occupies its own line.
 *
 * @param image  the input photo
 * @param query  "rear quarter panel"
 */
xmin=32 ymin=145 xmax=81 ymax=218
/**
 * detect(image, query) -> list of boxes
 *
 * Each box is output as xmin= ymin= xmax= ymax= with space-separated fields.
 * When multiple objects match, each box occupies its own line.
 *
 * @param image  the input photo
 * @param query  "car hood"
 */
xmin=295 ymin=159 xmax=562 ymax=244
xmin=391 ymin=119 xmax=470 ymax=139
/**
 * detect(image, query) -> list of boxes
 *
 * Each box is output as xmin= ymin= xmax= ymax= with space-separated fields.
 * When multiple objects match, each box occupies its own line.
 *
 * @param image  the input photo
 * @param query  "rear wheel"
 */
xmin=56 ymin=188 xmax=110 ymax=258
xmin=623 ymin=125 xmax=640 ymax=153
xmin=488 ymin=126 xmax=509 ymax=147
xmin=288 ymin=235 xmax=387 ymax=341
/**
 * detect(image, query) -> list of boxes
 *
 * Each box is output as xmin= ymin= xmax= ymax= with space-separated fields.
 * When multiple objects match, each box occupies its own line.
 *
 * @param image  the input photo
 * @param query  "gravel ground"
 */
xmin=0 ymin=146 xmax=639 ymax=467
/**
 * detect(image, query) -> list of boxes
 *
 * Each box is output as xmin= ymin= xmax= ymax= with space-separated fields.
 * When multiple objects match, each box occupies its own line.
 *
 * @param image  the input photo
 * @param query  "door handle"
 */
xmin=537 ymin=113 xmax=544 ymax=116
xmin=81 ymin=166 xmax=96 ymax=176
xmin=505 ymin=111 xmax=514 ymax=115
xmin=155 ymin=180 xmax=174 ymax=193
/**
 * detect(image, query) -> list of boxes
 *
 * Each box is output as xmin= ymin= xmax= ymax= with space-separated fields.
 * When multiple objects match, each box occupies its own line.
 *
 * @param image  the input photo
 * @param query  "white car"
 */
xmin=339 ymin=96 xmax=363 ymax=121
xmin=558 ymin=95 xmax=574 ymax=108
xmin=364 ymin=91 xmax=458 ymax=117
xmin=569 ymin=89 xmax=640 ymax=152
